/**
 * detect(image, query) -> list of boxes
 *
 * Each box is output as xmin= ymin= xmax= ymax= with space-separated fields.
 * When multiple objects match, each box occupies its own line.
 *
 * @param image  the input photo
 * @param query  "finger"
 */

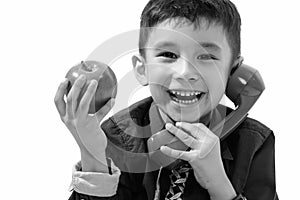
xmin=78 ymin=79 xmax=98 ymax=114
xmin=160 ymin=146 xmax=190 ymax=161
xmin=95 ymin=98 xmax=115 ymax=122
xmin=69 ymin=75 xmax=87 ymax=113
xmin=177 ymin=123 xmax=219 ymax=156
xmin=165 ymin=123 xmax=198 ymax=149
xmin=54 ymin=79 xmax=69 ymax=117
xmin=176 ymin=122 xmax=208 ymax=139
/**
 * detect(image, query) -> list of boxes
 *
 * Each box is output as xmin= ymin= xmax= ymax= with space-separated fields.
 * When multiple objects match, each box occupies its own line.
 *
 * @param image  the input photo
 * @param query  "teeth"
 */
xmin=172 ymin=97 xmax=199 ymax=104
xmin=170 ymin=90 xmax=201 ymax=97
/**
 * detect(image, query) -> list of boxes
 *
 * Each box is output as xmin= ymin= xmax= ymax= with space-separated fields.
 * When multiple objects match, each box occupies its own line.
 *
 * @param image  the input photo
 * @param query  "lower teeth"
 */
xmin=172 ymin=97 xmax=198 ymax=104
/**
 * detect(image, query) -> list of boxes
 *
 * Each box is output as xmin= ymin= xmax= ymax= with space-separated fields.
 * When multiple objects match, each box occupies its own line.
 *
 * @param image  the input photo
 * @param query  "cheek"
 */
xmin=147 ymin=71 xmax=168 ymax=101
xmin=148 ymin=84 xmax=170 ymax=108
xmin=205 ymin=70 xmax=228 ymax=105
xmin=147 ymin=64 xmax=172 ymax=87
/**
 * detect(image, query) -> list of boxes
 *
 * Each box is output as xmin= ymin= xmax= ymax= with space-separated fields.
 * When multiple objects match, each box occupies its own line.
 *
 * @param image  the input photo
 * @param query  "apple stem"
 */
xmin=81 ymin=60 xmax=92 ymax=71
xmin=81 ymin=60 xmax=87 ymax=68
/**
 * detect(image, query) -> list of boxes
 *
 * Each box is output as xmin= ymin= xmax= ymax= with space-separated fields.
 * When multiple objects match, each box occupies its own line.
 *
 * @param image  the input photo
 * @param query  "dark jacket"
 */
xmin=69 ymin=97 xmax=278 ymax=200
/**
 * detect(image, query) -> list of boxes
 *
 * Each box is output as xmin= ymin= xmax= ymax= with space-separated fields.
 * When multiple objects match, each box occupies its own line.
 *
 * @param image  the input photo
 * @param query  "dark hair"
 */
xmin=139 ymin=0 xmax=241 ymax=64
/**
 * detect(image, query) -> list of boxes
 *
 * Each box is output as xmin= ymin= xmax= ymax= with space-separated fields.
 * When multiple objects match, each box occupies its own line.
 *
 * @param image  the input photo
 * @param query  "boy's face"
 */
xmin=134 ymin=19 xmax=232 ymax=123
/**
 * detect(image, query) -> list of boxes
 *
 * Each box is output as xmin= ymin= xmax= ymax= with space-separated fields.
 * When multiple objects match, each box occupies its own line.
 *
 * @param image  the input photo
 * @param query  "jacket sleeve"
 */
xmin=69 ymin=162 xmax=137 ymax=200
xmin=68 ymin=159 xmax=120 ymax=198
xmin=243 ymin=132 xmax=279 ymax=200
xmin=68 ymin=182 xmax=133 ymax=200
xmin=68 ymin=183 xmax=134 ymax=200
xmin=68 ymin=173 xmax=146 ymax=200
xmin=68 ymin=160 xmax=147 ymax=200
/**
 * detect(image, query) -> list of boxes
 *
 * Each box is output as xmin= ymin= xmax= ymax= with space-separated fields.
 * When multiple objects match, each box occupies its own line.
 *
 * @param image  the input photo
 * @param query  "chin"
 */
xmin=167 ymin=108 xmax=202 ymax=123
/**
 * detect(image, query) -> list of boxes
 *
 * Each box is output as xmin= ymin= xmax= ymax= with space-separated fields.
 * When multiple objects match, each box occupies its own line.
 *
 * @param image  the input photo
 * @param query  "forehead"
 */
xmin=145 ymin=18 xmax=230 ymax=52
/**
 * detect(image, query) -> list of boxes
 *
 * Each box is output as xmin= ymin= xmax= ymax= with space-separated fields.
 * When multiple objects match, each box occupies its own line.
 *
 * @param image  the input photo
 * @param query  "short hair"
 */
xmin=139 ymin=0 xmax=241 ymax=64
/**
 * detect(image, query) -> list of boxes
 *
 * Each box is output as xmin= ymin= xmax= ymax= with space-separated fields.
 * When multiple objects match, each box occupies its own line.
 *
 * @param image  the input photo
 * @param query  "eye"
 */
xmin=197 ymin=54 xmax=218 ymax=60
xmin=157 ymin=51 xmax=178 ymax=59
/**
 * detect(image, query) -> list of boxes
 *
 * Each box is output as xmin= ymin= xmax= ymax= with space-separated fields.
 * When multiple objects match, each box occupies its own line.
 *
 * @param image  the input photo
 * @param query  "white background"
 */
xmin=0 ymin=0 xmax=299 ymax=199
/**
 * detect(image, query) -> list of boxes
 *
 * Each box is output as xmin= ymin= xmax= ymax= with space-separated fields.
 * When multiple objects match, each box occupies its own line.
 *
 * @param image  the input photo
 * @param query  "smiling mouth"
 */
xmin=167 ymin=89 xmax=206 ymax=105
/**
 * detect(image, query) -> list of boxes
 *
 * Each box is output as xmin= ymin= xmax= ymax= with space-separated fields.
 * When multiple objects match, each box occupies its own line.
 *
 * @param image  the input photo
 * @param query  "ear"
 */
xmin=230 ymin=56 xmax=244 ymax=75
xmin=132 ymin=54 xmax=148 ymax=86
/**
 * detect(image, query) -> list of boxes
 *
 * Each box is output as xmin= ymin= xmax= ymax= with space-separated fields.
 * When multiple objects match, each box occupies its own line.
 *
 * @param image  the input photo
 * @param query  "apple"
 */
xmin=65 ymin=60 xmax=117 ymax=114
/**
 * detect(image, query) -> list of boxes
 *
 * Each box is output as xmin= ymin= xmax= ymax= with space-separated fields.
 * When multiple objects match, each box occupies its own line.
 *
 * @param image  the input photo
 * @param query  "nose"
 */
xmin=173 ymin=59 xmax=200 ymax=82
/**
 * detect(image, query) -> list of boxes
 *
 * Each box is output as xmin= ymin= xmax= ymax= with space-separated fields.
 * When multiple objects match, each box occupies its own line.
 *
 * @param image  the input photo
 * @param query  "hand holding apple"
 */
xmin=55 ymin=61 xmax=117 ymax=173
xmin=65 ymin=60 xmax=117 ymax=114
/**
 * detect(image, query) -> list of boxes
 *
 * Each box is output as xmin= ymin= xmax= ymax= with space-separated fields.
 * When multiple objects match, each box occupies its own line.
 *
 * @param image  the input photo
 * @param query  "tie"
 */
xmin=165 ymin=163 xmax=191 ymax=200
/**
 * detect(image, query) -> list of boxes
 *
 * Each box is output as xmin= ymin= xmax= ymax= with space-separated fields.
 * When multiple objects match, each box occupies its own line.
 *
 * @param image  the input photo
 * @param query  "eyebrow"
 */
xmin=198 ymin=42 xmax=221 ymax=52
xmin=152 ymin=41 xmax=221 ymax=52
xmin=152 ymin=41 xmax=177 ymax=50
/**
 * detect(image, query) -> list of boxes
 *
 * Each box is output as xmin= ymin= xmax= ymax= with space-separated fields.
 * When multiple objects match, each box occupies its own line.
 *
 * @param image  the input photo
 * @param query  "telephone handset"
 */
xmin=147 ymin=63 xmax=265 ymax=169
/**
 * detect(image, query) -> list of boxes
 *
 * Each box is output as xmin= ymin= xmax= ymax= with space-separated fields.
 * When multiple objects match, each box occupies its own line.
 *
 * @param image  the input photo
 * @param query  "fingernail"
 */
xmin=165 ymin=123 xmax=172 ymax=129
xmin=89 ymin=79 xmax=95 ymax=83
xmin=175 ymin=122 xmax=181 ymax=127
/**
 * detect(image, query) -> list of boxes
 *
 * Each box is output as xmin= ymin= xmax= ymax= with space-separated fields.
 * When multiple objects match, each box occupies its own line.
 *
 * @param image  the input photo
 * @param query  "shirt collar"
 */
xmin=148 ymin=101 xmax=233 ymax=160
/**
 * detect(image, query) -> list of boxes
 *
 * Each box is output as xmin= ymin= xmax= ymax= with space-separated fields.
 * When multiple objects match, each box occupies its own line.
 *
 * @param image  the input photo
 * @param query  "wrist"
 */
xmin=207 ymin=173 xmax=236 ymax=200
xmin=80 ymin=149 xmax=109 ymax=173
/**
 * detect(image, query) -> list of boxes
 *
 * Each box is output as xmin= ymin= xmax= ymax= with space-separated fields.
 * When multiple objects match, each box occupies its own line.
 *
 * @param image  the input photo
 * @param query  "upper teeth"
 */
xmin=170 ymin=90 xmax=201 ymax=96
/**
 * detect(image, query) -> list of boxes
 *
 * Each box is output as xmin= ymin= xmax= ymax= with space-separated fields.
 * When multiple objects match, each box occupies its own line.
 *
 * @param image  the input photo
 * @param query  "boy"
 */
xmin=54 ymin=0 xmax=278 ymax=199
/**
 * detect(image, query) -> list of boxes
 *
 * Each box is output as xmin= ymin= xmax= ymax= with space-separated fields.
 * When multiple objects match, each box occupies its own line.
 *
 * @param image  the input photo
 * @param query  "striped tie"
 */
xmin=165 ymin=163 xmax=191 ymax=200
